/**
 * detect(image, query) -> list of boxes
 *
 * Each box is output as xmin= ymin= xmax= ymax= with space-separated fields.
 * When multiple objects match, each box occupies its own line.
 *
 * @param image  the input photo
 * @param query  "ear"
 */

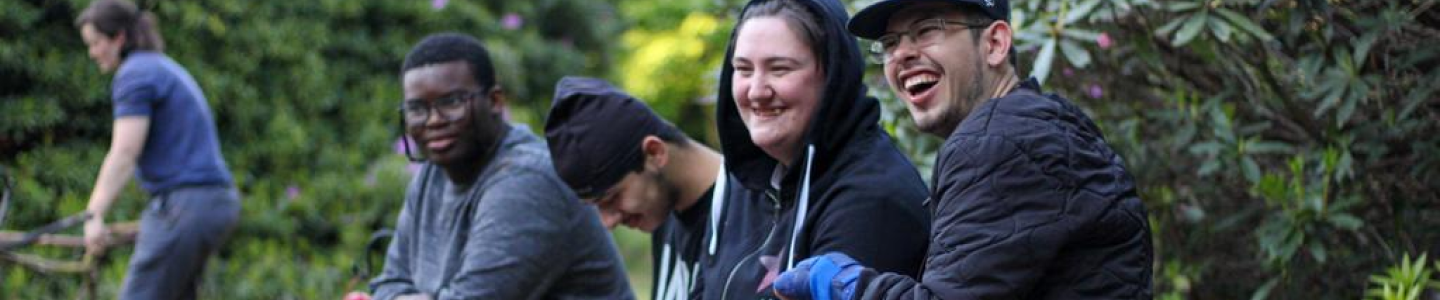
xmin=983 ymin=21 xmax=1014 ymax=69
xmin=486 ymin=86 xmax=508 ymax=115
xmin=641 ymin=135 xmax=669 ymax=171
xmin=102 ymin=28 xmax=127 ymax=50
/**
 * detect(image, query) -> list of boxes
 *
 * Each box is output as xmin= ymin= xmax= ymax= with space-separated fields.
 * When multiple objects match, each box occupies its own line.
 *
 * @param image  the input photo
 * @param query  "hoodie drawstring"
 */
xmin=785 ymin=144 xmax=816 ymax=269
xmin=708 ymin=163 xmax=727 ymax=256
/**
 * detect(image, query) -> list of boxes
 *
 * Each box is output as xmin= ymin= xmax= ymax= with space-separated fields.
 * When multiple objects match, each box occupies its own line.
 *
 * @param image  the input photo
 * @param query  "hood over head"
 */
xmin=717 ymin=0 xmax=882 ymax=191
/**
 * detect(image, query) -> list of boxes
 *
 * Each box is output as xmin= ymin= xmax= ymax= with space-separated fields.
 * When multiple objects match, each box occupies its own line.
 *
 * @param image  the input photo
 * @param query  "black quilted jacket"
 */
xmin=857 ymin=78 xmax=1154 ymax=300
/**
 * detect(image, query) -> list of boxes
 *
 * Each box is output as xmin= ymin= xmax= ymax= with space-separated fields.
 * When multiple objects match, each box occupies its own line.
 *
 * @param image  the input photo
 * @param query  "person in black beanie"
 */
xmin=545 ymin=77 xmax=727 ymax=300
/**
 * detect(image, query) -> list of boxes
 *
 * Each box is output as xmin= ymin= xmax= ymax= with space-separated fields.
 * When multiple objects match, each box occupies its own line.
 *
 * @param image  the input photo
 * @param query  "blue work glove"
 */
xmin=774 ymin=252 xmax=863 ymax=300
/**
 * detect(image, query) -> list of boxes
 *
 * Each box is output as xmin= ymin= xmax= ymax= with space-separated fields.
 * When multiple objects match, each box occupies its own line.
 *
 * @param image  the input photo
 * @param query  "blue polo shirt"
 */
xmin=112 ymin=51 xmax=232 ymax=194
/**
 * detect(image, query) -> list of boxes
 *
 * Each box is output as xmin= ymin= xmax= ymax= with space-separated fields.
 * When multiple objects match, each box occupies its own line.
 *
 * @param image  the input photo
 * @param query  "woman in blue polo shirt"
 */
xmin=75 ymin=1 xmax=240 ymax=299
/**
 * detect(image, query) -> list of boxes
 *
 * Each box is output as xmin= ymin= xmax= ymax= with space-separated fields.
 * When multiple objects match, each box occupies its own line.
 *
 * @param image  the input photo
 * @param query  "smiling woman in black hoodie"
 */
xmin=699 ymin=0 xmax=931 ymax=299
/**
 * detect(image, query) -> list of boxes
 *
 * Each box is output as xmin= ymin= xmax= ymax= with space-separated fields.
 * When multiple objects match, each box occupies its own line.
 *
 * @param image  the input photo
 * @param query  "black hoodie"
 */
xmin=700 ymin=0 xmax=931 ymax=299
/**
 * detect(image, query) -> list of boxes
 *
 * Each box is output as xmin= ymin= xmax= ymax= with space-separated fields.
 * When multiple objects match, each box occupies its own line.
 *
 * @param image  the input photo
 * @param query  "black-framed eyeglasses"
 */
xmin=867 ymin=19 xmax=992 ymax=64
xmin=398 ymin=89 xmax=487 ymax=126
xmin=395 ymin=87 xmax=489 ymax=162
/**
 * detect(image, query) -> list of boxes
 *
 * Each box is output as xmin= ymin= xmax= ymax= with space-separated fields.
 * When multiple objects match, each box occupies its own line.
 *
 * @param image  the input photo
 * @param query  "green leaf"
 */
xmin=1399 ymin=73 xmax=1440 ymax=120
xmin=1242 ymin=156 xmax=1262 ymax=182
xmin=1337 ymin=93 xmax=1359 ymax=127
xmin=1255 ymin=174 xmax=1289 ymax=202
xmin=1198 ymin=160 xmax=1222 ymax=176
xmin=1157 ymin=17 xmax=1187 ymax=35
xmin=1209 ymin=17 xmax=1233 ymax=43
xmin=1032 ymin=38 xmax=1058 ymax=84
xmin=1248 ymin=141 xmax=1295 ymax=154
xmin=1166 ymin=1 xmax=1203 ymax=12
xmin=1335 ymin=47 xmax=1357 ymax=75
xmin=1238 ymin=122 xmax=1273 ymax=135
xmin=1297 ymin=54 xmax=1325 ymax=86
xmin=1060 ymin=28 xmax=1102 ymax=41
xmin=1060 ymin=39 xmax=1093 ymax=68
xmin=1314 ymin=76 xmax=1346 ymax=117
xmin=1353 ymin=32 xmax=1380 ymax=67
xmin=1250 ymin=277 xmax=1280 ymax=300
xmin=1210 ymin=108 xmax=1236 ymax=142
xmin=1064 ymin=0 xmax=1104 ymax=24
xmin=1308 ymin=242 xmax=1328 ymax=263
xmin=1336 ymin=149 xmax=1356 ymax=180
xmin=1189 ymin=141 xmax=1226 ymax=155
xmin=1214 ymin=8 xmax=1275 ymax=41
xmin=1328 ymin=213 xmax=1363 ymax=230
xmin=1299 ymin=77 xmax=1335 ymax=100
xmin=1173 ymin=13 xmax=1209 ymax=46
xmin=1307 ymin=194 xmax=1326 ymax=212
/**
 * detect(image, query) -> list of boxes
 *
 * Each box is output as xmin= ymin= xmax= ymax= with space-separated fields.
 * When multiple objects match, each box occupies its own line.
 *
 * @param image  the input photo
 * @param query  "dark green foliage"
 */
xmin=1 ymin=0 xmax=622 ymax=298
xmin=961 ymin=0 xmax=1440 ymax=298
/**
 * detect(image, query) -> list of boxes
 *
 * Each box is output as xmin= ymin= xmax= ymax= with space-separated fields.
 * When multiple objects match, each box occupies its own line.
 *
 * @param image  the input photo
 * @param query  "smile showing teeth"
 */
xmin=755 ymin=107 xmax=784 ymax=116
xmin=903 ymin=74 xmax=939 ymax=94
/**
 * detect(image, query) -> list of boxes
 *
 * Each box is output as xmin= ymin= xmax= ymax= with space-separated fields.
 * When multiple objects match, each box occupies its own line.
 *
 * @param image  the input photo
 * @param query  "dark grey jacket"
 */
xmin=858 ymin=79 xmax=1154 ymax=299
xmin=371 ymin=125 xmax=633 ymax=300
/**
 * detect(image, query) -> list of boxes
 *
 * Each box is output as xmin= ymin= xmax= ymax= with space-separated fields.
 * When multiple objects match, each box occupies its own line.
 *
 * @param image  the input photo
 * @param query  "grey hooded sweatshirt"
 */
xmin=370 ymin=125 xmax=634 ymax=300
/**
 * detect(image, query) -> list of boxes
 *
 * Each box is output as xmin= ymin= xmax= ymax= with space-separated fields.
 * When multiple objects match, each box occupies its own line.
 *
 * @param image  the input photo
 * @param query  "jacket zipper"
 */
xmin=720 ymin=190 xmax=782 ymax=300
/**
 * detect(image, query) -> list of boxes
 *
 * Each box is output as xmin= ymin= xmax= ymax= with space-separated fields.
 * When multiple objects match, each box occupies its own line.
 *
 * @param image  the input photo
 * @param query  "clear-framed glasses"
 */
xmin=867 ymin=19 xmax=992 ymax=64
xmin=399 ymin=89 xmax=485 ymax=126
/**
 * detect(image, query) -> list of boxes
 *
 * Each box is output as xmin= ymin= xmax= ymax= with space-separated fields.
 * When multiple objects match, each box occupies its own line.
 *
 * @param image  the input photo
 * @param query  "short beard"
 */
xmin=647 ymin=169 xmax=682 ymax=213
xmin=919 ymin=54 xmax=988 ymax=137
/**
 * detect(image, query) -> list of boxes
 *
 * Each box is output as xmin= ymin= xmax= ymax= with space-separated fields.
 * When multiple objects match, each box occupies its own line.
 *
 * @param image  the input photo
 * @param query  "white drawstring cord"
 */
xmin=708 ymin=163 xmax=726 ymax=256
xmin=786 ymin=144 xmax=816 ymax=269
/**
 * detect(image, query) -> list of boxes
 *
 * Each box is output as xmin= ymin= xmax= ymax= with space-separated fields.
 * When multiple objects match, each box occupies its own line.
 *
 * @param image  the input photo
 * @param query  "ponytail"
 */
xmin=75 ymin=0 xmax=165 ymax=57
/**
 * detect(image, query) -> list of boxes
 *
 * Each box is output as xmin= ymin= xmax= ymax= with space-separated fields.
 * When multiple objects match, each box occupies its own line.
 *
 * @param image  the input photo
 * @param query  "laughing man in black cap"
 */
xmin=774 ymin=0 xmax=1154 ymax=299
xmin=545 ymin=77 xmax=727 ymax=300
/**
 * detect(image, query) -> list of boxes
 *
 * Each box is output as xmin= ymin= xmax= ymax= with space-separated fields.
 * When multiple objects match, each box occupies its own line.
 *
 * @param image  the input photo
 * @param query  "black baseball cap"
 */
xmin=848 ymin=0 xmax=1010 ymax=39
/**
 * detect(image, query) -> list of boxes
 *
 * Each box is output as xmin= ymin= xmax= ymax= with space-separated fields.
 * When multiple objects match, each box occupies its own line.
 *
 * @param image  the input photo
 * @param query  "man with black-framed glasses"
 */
xmin=369 ymin=32 xmax=633 ymax=300
xmin=774 ymin=0 xmax=1154 ymax=299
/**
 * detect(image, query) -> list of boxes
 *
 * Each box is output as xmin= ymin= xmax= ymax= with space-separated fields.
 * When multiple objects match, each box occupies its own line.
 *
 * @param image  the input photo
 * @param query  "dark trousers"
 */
xmin=119 ymin=185 xmax=240 ymax=300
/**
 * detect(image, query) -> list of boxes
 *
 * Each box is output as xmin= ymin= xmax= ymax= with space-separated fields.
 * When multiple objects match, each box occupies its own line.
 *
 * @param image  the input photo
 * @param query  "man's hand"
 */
xmin=82 ymin=214 xmax=109 ymax=257
xmin=342 ymin=291 xmax=372 ymax=300
xmin=774 ymin=252 xmax=863 ymax=300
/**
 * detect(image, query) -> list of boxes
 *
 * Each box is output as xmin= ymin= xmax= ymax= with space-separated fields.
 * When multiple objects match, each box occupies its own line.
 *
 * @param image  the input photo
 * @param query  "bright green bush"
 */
xmin=1365 ymin=253 xmax=1439 ymax=300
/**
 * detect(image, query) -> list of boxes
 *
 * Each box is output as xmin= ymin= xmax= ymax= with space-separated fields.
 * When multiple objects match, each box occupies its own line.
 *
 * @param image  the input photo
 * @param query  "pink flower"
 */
xmin=502 ymin=13 xmax=524 ymax=30
xmin=1096 ymin=32 xmax=1114 ymax=49
xmin=396 ymin=137 xmax=423 ymax=175
xmin=394 ymin=138 xmax=410 ymax=155
xmin=1087 ymin=84 xmax=1104 ymax=99
xmin=285 ymin=185 xmax=300 ymax=200
xmin=431 ymin=0 xmax=447 ymax=10
xmin=1063 ymin=67 xmax=1075 ymax=77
